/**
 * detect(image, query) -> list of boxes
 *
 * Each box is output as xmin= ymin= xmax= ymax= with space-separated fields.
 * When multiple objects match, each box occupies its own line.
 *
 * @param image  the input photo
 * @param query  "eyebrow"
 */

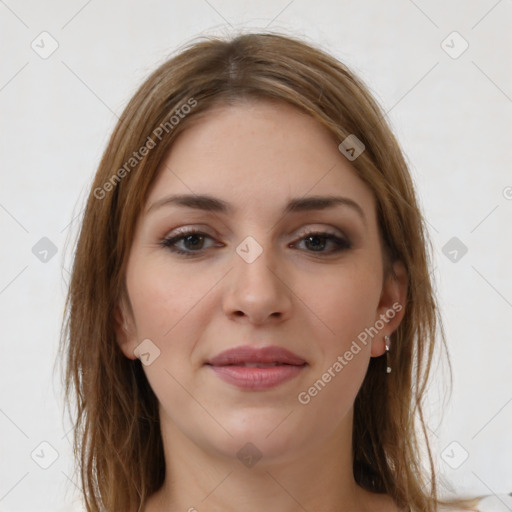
xmin=146 ymin=193 xmax=366 ymax=224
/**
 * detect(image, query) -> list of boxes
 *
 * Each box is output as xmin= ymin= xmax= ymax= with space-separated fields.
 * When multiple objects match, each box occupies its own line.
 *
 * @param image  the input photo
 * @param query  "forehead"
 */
xmin=146 ymin=100 xmax=376 ymax=219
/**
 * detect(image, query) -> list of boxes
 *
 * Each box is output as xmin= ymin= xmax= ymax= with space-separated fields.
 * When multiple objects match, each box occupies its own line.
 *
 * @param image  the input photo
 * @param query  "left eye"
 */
xmin=292 ymin=232 xmax=351 ymax=253
xmin=160 ymin=230 xmax=351 ymax=257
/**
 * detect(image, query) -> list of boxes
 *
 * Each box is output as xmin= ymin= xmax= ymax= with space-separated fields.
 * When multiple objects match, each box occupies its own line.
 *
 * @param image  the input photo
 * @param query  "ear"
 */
xmin=114 ymin=299 xmax=138 ymax=360
xmin=370 ymin=260 xmax=408 ymax=357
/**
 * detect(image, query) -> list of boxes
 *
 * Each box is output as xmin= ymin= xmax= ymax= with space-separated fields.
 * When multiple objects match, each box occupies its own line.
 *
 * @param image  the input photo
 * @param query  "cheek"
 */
xmin=305 ymin=260 xmax=382 ymax=417
xmin=125 ymin=260 xmax=210 ymax=417
xmin=126 ymin=256 xmax=213 ymax=339
xmin=315 ymin=259 xmax=382 ymax=351
xmin=298 ymin=271 xmax=380 ymax=420
xmin=127 ymin=275 xmax=177 ymax=339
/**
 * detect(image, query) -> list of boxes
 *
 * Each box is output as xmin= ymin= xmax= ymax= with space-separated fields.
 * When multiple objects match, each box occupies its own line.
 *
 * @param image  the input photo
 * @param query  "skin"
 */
xmin=115 ymin=100 xmax=408 ymax=512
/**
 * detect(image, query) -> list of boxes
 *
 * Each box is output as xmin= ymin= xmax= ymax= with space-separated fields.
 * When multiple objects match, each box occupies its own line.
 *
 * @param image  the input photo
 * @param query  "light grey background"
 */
xmin=1 ymin=1 xmax=511 ymax=510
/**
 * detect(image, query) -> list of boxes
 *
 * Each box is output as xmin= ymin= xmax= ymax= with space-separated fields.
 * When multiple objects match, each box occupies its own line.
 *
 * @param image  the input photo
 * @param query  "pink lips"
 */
xmin=206 ymin=345 xmax=307 ymax=390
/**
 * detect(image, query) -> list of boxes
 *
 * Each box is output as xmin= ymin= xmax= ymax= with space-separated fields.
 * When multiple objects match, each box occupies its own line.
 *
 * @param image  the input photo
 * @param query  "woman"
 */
xmin=59 ymin=32 xmax=509 ymax=511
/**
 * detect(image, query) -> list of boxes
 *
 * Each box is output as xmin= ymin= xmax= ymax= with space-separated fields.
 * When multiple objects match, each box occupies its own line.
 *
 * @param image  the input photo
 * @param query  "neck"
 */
xmin=146 ymin=407 xmax=375 ymax=512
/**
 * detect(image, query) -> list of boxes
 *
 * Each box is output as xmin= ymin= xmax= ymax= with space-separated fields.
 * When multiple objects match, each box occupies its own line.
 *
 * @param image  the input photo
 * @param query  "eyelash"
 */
xmin=159 ymin=229 xmax=352 ymax=257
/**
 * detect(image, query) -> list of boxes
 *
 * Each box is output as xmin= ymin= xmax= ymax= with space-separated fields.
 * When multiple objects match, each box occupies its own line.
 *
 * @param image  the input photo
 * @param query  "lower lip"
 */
xmin=208 ymin=364 xmax=305 ymax=390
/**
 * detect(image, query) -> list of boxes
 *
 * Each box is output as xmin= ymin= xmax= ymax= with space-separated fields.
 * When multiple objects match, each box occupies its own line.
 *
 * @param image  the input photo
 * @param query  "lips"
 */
xmin=205 ymin=345 xmax=307 ymax=390
xmin=206 ymin=345 xmax=306 ymax=366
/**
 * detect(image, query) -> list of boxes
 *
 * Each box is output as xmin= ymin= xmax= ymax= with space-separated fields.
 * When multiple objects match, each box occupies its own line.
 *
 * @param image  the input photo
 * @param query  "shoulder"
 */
xmin=473 ymin=494 xmax=512 ymax=512
xmin=438 ymin=494 xmax=512 ymax=512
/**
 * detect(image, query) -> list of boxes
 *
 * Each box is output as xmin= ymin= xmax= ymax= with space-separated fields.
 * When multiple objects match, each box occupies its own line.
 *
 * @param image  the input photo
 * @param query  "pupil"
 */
xmin=186 ymin=234 xmax=203 ymax=249
xmin=306 ymin=236 xmax=324 ymax=251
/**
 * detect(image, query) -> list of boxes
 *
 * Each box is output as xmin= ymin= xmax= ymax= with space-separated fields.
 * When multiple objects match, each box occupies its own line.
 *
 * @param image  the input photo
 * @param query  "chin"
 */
xmin=205 ymin=407 xmax=309 ymax=464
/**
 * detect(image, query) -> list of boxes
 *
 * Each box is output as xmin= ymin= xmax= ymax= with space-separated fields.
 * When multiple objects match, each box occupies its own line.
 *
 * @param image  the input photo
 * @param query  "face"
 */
xmin=116 ymin=100 xmax=406 ymax=465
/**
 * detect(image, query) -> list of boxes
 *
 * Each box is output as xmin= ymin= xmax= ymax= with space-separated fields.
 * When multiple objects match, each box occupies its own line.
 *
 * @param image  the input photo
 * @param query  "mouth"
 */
xmin=227 ymin=362 xmax=286 ymax=368
xmin=205 ymin=345 xmax=307 ymax=390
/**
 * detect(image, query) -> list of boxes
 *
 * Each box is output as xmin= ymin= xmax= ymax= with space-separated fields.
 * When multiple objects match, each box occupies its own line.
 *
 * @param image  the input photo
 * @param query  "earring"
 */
xmin=384 ymin=335 xmax=391 ymax=374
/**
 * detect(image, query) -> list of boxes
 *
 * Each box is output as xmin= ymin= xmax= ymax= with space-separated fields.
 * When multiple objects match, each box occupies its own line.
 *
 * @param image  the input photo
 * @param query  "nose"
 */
xmin=222 ymin=239 xmax=293 ymax=325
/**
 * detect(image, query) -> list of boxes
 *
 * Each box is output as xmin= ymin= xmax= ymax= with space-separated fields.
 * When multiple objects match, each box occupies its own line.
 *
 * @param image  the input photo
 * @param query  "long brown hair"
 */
xmin=59 ymin=31 xmax=479 ymax=511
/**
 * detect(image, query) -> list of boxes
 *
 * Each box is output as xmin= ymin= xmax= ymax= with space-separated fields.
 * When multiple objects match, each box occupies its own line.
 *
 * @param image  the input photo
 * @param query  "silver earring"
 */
xmin=384 ymin=335 xmax=391 ymax=374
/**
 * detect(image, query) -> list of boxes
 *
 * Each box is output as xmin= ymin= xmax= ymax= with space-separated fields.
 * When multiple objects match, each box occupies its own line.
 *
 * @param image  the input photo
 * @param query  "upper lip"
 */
xmin=206 ymin=345 xmax=307 ymax=366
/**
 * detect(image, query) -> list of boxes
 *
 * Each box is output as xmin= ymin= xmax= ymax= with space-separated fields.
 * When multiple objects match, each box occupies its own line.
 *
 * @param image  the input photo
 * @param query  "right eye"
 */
xmin=160 ymin=229 xmax=219 ymax=257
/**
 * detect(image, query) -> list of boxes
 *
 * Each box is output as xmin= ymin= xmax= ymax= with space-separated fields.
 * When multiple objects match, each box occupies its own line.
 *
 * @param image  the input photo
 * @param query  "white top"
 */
xmin=439 ymin=494 xmax=512 ymax=511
